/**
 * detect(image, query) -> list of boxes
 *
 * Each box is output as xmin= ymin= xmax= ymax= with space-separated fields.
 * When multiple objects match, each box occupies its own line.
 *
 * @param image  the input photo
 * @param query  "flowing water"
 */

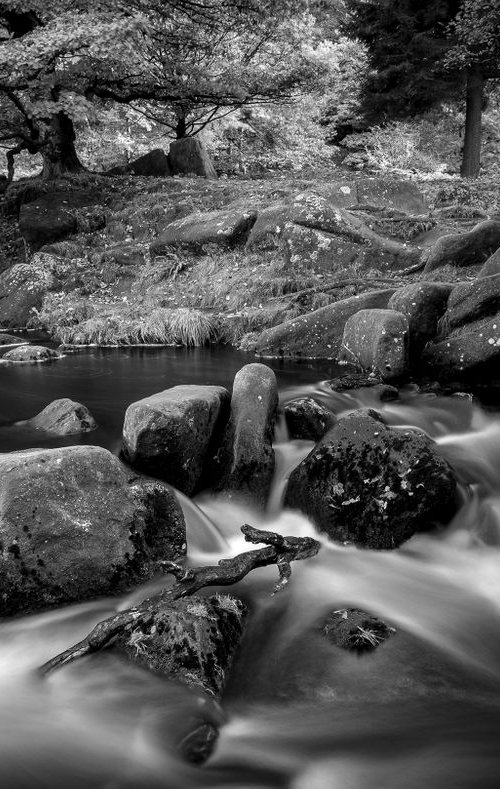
xmin=1 ymin=348 xmax=500 ymax=788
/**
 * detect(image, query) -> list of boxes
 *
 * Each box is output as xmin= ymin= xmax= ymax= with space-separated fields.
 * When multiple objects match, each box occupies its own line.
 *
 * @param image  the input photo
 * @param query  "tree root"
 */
xmin=39 ymin=524 xmax=320 ymax=677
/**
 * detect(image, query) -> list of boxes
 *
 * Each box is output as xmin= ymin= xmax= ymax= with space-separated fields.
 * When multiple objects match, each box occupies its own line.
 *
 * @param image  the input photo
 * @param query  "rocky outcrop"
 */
xmin=246 ymin=192 xmax=419 ymax=272
xmin=18 ymin=190 xmax=105 ymax=252
xmin=246 ymin=289 xmax=395 ymax=359
xmin=2 ymin=345 xmax=60 ymax=363
xmin=284 ymin=397 xmax=336 ymax=441
xmin=151 ymin=208 xmax=257 ymax=257
xmin=0 ymin=263 xmax=55 ymax=327
xmin=339 ymin=309 xmax=409 ymax=381
xmin=24 ymin=398 xmax=97 ymax=435
xmin=388 ymin=282 xmax=452 ymax=355
xmin=0 ymin=446 xmax=186 ymax=615
xmin=213 ymin=364 xmax=278 ymax=507
xmin=168 ymin=137 xmax=217 ymax=179
xmin=284 ymin=410 xmax=457 ymax=548
xmin=129 ymin=148 xmax=171 ymax=176
xmin=422 ymin=220 xmax=500 ymax=274
xmin=122 ymin=385 xmax=230 ymax=495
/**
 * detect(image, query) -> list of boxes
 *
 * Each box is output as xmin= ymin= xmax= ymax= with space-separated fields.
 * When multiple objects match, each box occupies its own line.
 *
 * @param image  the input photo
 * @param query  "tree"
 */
xmin=446 ymin=0 xmax=500 ymax=176
xmin=342 ymin=0 xmax=500 ymax=178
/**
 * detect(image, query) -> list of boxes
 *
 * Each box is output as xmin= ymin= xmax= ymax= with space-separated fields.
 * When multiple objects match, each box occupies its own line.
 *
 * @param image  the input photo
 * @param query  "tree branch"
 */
xmin=39 ymin=524 xmax=320 ymax=678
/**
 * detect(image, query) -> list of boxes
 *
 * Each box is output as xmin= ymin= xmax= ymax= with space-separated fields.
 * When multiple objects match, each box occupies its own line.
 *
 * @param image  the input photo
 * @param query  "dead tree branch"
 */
xmin=39 ymin=524 xmax=320 ymax=677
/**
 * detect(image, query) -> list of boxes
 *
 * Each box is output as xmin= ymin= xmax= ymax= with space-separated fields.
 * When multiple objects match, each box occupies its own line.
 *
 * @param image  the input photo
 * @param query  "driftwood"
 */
xmin=39 ymin=524 xmax=320 ymax=677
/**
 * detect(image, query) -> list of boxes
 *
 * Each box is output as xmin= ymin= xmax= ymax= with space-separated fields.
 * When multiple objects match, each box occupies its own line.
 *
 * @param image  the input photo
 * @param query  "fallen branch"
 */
xmin=39 ymin=524 xmax=320 ymax=677
xmin=265 ymin=277 xmax=407 ymax=305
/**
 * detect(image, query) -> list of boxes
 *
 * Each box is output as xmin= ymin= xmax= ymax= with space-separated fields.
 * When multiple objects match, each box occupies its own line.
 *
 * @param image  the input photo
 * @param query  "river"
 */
xmin=1 ymin=348 xmax=500 ymax=788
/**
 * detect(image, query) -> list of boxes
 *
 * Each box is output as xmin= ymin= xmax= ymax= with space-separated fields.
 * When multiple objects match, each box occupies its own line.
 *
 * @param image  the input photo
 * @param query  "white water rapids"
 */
xmin=2 ymin=382 xmax=500 ymax=788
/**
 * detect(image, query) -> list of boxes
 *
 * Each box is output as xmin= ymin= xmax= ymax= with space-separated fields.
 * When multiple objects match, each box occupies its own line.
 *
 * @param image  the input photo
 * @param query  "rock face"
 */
xmin=247 ymin=289 xmax=396 ymax=359
xmin=213 ymin=364 xmax=278 ymax=507
xmin=323 ymin=608 xmax=395 ymax=652
xmin=18 ymin=190 xmax=102 ymax=252
xmin=422 ymin=220 xmax=500 ymax=274
xmin=168 ymin=137 xmax=217 ymax=178
xmin=479 ymin=248 xmax=500 ymax=278
xmin=114 ymin=594 xmax=246 ymax=697
xmin=2 ymin=345 xmax=60 ymax=363
xmin=128 ymin=148 xmax=171 ymax=177
xmin=339 ymin=309 xmax=409 ymax=380
xmin=284 ymin=397 xmax=335 ymax=441
xmin=0 ymin=446 xmax=186 ymax=615
xmin=151 ymin=207 xmax=257 ymax=257
xmin=0 ymin=263 xmax=55 ymax=327
xmin=284 ymin=411 xmax=457 ymax=549
xmin=25 ymin=398 xmax=97 ymax=435
xmin=246 ymin=192 xmax=419 ymax=272
xmin=122 ymin=385 xmax=230 ymax=495
xmin=388 ymin=282 xmax=452 ymax=355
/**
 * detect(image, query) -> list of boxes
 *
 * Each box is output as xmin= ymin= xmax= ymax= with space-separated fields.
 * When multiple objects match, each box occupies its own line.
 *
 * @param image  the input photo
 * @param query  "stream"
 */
xmin=1 ymin=348 xmax=500 ymax=788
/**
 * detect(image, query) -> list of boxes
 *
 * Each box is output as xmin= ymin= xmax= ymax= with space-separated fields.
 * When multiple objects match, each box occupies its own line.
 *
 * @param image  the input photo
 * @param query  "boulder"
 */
xmin=355 ymin=176 xmax=427 ymax=214
xmin=122 ymin=385 xmax=230 ymax=495
xmin=246 ymin=289 xmax=396 ymax=360
xmin=479 ymin=248 xmax=500 ymax=278
xmin=339 ymin=309 xmax=409 ymax=380
xmin=284 ymin=397 xmax=335 ymax=441
xmin=422 ymin=220 xmax=500 ymax=274
xmin=2 ymin=345 xmax=60 ymax=363
xmin=443 ymin=274 xmax=500 ymax=332
xmin=422 ymin=316 xmax=500 ymax=378
xmin=0 ymin=263 xmax=56 ymax=327
xmin=325 ymin=373 xmax=398 ymax=400
xmin=388 ymin=282 xmax=452 ymax=355
xmin=0 ymin=446 xmax=186 ymax=615
xmin=151 ymin=208 xmax=257 ymax=257
xmin=323 ymin=608 xmax=395 ymax=652
xmin=128 ymin=148 xmax=171 ymax=177
xmin=18 ymin=190 xmax=101 ymax=252
xmin=0 ymin=333 xmax=28 ymax=352
xmin=213 ymin=364 xmax=278 ymax=507
xmin=24 ymin=398 xmax=97 ymax=435
xmin=114 ymin=593 xmax=245 ymax=697
xmin=168 ymin=137 xmax=217 ymax=179
xmin=284 ymin=410 xmax=457 ymax=548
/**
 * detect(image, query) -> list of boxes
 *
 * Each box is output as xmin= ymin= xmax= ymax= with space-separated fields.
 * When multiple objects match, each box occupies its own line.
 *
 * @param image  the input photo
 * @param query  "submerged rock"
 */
xmin=284 ymin=410 xmax=457 ymax=549
xmin=213 ymin=363 xmax=278 ymax=507
xmin=284 ymin=397 xmax=335 ymax=441
xmin=339 ymin=308 xmax=409 ymax=381
xmin=122 ymin=385 xmax=230 ymax=495
xmin=323 ymin=608 xmax=395 ymax=652
xmin=24 ymin=398 xmax=97 ymax=435
xmin=2 ymin=345 xmax=60 ymax=363
xmin=0 ymin=446 xmax=186 ymax=615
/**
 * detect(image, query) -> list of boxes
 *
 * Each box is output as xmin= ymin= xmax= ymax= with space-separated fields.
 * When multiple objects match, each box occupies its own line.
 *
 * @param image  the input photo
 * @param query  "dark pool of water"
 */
xmin=0 ymin=346 xmax=346 ymax=453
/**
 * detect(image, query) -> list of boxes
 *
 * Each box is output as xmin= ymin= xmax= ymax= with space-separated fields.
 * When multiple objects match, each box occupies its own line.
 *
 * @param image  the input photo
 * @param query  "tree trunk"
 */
xmin=175 ymin=116 xmax=187 ymax=139
xmin=41 ymin=112 xmax=85 ymax=179
xmin=460 ymin=66 xmax=484 ymax=179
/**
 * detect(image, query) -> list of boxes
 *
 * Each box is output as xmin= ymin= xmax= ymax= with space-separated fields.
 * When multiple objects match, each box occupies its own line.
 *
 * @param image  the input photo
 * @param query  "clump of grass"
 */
xmin=169 ymin=307 xmax=219 ymax=346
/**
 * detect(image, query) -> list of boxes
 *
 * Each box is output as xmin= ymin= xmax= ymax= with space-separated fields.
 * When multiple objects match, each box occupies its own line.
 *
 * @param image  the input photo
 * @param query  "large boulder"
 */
xmin=284 ymin=410 xmax=457 ymax=548
xmin=246 ymin=289 xmax=396 ymax=360
xmin=18 ymin=190 xmax=103 ymax=252
xmin=355 ymin=176 xmax=427 ymax=214
xmin=24 ymin=398 xmax=97 ymax=435
xmin=0 ymin=263 xmax=55 ymax=327
xmin=339 ymin=309 xmax=409 ymax=380
xmin=168 ymin=137 xmax=217 ymax=179
xmin=444 ymin=274 xmax=500 ymax=331
xmin=212 ymin=364 xmax=278 ymax=507
xmin=422 ymin=316 xmax=500 ymax=379
xmin=128 ymin=148 xmax=171 ymax=177
xmin=0 ymin=446 xmax=186 ymax=615
xmin=122 ymin=385 xmax=230 ymax=495
xmin=151 ymin=208 xmax=257 ymax=258
xmin=246 ymin=192 xmax=419 ymax=272
xmin=284 ymin=397 xmax=336 ymax=441
xmin=2 ymin=345 xmax=60 ymax=363
xmin=388 ymin=282 xmax=452 ymax=355
xmin=422 ymin=220 xmax=500 ymax=274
